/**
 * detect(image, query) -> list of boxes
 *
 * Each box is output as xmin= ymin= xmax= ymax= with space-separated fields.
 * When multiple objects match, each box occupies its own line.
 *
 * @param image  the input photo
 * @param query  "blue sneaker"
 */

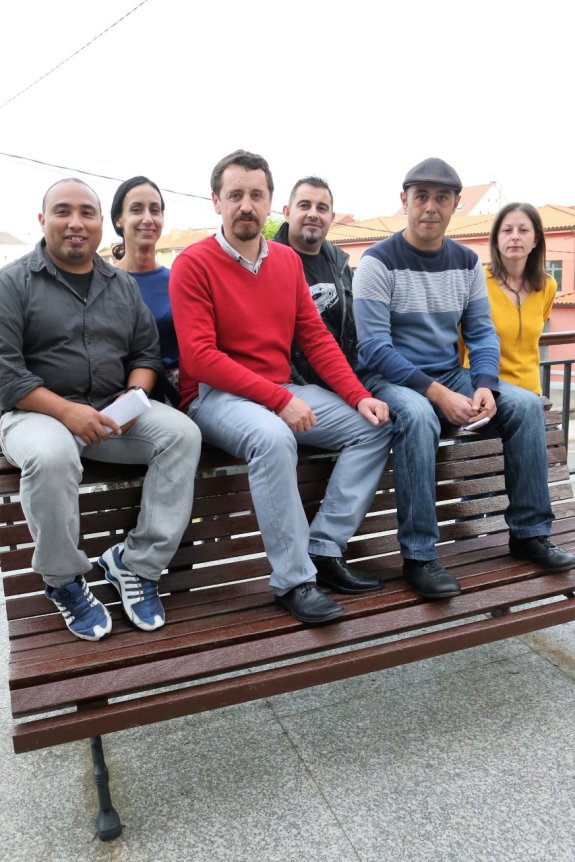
xmin=45 ymin=576 xmax=112 ymax=641
xmin=98 ymin=543 xmax=165 ymax=631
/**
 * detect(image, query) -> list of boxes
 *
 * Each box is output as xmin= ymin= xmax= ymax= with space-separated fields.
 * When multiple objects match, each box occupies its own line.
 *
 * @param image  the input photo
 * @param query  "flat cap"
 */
xmin=402 ymin=157 xmax=462 ymax=194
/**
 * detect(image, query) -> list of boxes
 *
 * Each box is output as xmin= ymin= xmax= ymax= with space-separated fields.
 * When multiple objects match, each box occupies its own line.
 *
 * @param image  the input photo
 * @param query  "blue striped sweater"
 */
xmin=353 ymin=231 xmax=500 ymax=393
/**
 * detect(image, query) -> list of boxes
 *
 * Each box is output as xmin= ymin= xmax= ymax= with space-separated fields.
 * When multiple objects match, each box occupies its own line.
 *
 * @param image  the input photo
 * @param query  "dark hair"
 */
xmin=110 ymin=176 xmax=165 ymax=260
xmin=210 ymin=149 xmax=274 ymax=197
xmin=288 ymin=176 xmax=333 ymax=207
xmin=42 ymin=178 xmax=101 ymax=213
xmin=488 ymin=202 xmax=547 ymax=292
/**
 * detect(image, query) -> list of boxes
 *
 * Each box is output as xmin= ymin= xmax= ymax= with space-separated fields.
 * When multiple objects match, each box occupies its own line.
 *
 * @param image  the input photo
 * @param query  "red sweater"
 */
xmin=169 ymin=236 xmax=371 ymax=412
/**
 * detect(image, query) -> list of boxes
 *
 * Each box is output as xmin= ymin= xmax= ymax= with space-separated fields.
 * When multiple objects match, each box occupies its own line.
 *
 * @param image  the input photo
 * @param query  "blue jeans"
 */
xmin=362 ymin=369 xmax=554 ymax=560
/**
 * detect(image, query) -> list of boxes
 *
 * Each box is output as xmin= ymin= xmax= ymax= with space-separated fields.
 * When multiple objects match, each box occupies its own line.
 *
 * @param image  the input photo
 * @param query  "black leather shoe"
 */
xmin=509 ymin=535 xmax=575 ymax=572
xmin=275 ymin=583 xmax=345 ymax=624
xmin=403 ymin=559 xmax=461 ymax=599
xmin=310 ymin=555 xmax=382 ymax=594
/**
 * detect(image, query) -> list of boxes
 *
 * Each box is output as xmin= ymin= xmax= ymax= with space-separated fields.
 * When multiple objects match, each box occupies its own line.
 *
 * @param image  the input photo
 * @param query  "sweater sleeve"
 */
xmin=169 ymin=249 xmax=294 ymax=413
xmin=543 ymin=276 xmax=557 ymax=322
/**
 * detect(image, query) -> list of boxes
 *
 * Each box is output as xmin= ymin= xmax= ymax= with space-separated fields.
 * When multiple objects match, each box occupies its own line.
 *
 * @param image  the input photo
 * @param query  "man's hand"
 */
xmin=470 ymin=387 xmax=497 ymax=419
xmin=357 ymin=397 xmax=389 ymax=426
xmin=108 ymin=390 xmax=143 ymax=434
xmin=426 ymin=381 xmax=477 ymax=426
xmin=426 ymin=381 xmax=496 ymax=426
xmin=279 ymin=395 xmax=317 ymax=432
xmin=58 ymin=402 xmax=123 ymax=445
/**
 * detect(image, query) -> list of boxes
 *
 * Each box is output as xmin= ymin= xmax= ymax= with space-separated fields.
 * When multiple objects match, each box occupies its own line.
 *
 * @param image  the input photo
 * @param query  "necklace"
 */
xmin=502 ymin=279 xmax=525 ymax=340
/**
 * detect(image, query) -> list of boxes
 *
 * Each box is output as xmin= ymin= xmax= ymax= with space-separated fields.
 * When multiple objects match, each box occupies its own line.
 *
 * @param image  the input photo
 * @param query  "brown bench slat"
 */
xmin=9 ymin=562 xmax=575 ymax=688
xmin=12 ymin=593 xmax=575 ymax=753
xmin=10 ymin=570 xmax=575 ymax=715
xmin=7 ymin=576 xmax=273 ymax=642
xmin=10 ymin=537 xmax=575 ymax=660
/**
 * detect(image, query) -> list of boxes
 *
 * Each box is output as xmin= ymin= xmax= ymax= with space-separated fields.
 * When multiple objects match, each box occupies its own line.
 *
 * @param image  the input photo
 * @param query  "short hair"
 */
xmin=288 ymin=176 xmax=333 ymax=208
xmin=210 ymin=149 xmax=274 ymax=197
xmin=488 ymin=202 xmax=547 ymax=293
xmin=110 ymin=176 xmax=165 ymax=261
xmin=42 ymin=178 xmax=101 ymax=214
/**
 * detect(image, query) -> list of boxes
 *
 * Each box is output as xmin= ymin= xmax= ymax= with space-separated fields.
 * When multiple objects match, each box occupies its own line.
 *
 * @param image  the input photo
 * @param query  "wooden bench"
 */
xmin=2 ymin=408 xmax=575 ymax=841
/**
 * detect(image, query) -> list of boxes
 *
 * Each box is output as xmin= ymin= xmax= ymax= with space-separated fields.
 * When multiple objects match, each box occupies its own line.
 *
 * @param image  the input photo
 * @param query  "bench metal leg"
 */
xmin=89 ymin=735 xmax=123 ymax=841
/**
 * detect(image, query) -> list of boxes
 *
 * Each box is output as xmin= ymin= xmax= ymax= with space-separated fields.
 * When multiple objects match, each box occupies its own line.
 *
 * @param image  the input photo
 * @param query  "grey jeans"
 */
xmin=0 ymin=401 xmax=201 ymax=587
xmin=188 ymin=383 xmax=396 ymax=594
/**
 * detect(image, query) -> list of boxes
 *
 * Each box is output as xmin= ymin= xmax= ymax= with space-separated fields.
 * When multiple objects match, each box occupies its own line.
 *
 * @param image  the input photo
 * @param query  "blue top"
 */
xmin=352 ymin=231 xmax=500 ymax=394
xmin=129 ymin=266 xmax=178 ymax=368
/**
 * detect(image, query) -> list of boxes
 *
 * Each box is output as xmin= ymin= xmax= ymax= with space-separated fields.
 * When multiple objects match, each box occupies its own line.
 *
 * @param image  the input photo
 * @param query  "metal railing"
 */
xmin=539 ymin=331 xmax=575 ymax=447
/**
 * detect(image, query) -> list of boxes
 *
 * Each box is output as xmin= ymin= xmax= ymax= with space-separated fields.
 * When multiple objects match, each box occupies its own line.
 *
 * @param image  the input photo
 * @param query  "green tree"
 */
xmin=262 ymin=217 xmax=283 ymax=240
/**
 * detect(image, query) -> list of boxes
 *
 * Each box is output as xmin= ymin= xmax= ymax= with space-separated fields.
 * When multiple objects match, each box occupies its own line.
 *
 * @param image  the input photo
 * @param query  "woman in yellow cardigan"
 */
xmin=465 ymin=203 xmax=556 ymax=394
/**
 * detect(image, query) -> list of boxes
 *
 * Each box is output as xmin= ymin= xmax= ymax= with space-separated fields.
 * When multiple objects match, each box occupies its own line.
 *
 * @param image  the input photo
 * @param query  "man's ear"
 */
xmin=211 ymin=191 xmax=221 ymax=215
xmin=282 ymin=204 xmax=290 ymax=220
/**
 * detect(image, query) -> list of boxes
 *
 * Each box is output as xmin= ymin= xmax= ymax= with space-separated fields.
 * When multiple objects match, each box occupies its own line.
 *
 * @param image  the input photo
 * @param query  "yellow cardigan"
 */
xmin=463 ymin=266 xmax=557 ymax=394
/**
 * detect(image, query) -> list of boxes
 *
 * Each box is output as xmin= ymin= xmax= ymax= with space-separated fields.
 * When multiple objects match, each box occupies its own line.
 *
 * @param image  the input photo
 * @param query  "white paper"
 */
xmin=460 ymin=416 xmax=491 ymax=432
xmin=99 ymin=388 xmax=151 ymax=429
xmin=75 ymin=389 xmax=151 ymax=446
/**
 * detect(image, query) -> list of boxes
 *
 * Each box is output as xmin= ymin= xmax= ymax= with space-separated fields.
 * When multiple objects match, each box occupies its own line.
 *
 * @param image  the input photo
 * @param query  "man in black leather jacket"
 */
xmin=274 ymin=177 xmax=357 ymax=386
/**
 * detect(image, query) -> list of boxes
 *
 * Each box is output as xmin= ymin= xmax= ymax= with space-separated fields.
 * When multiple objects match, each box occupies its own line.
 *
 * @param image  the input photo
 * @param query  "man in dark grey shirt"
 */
xmin=0 ymin=178 xmax=201 ymax=641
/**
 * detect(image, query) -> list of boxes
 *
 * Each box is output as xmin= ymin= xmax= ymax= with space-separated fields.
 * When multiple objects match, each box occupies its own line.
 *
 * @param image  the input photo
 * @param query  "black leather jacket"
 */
xmin=273 ymin=222 xmax=357 ymax=388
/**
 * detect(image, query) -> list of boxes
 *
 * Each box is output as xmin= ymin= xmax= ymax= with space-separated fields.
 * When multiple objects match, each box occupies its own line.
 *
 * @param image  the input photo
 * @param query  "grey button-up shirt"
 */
xmin=0 ymin=241 xmax=163 ymax=412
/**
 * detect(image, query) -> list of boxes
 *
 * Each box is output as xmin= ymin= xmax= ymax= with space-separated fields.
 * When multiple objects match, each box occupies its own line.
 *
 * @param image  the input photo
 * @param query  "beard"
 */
xmin=231 ymin=216 xmax=261 ymax=242
xmin=63 ymin=247 xmax=90 ymax=260
xmin=299 ymin=229 xmax=323 ymax=248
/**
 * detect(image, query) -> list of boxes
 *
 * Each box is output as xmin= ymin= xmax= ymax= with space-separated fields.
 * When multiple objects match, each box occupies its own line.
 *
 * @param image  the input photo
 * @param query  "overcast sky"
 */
xmin=1 ymin=0 xmax=573 ymax=246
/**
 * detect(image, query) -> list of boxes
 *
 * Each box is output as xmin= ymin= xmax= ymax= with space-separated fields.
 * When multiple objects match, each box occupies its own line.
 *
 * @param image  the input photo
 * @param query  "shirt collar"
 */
xmin=215 ymin=225 xmax=268 ymax=274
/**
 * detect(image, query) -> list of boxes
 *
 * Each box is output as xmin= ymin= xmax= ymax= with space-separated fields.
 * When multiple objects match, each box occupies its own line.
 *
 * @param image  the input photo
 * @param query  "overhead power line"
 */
xmin=0 ymin=149 xmax=212 ymax=203
xmin=0 ymin=150 xmax=292 ymax=219
xmin=0 ymin=1 xmax=151 ymax=111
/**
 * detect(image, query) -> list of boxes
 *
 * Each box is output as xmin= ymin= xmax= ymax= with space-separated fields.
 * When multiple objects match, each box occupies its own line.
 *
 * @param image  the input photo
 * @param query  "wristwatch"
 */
xmin=126 ymin=385 xmax=150 ymax=397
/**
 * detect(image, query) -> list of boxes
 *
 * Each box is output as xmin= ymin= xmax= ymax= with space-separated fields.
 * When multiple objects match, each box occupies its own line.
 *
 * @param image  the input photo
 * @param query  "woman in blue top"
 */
xmin=111 ymin=176 xmax=179 ymax=405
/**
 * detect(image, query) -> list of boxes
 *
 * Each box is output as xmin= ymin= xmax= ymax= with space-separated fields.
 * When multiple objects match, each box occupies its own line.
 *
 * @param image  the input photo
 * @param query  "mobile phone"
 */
xmin=460 ymin=416 xmax=491 ymax=432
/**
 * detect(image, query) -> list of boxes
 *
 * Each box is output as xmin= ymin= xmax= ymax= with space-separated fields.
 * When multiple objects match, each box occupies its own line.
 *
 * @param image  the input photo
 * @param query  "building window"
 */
xmin=545 ymin=260 xmax=562 ymax=292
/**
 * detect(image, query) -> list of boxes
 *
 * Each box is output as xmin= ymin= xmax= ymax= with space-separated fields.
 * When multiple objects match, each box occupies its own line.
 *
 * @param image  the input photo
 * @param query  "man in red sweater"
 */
xmin=170 ymin=150 xmax=396 ymax=624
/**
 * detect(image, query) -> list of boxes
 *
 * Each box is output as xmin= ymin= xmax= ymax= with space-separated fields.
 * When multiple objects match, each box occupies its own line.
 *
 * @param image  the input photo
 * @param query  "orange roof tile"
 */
xmin=553 ymin=291 xmax=575 ymax=306
xmin=392 ymin=183 xmax=498 ymax=217
xmin=328 ymin=204 xmax=575 ymax=244
xmin=156 ymin=227 xmax=212 ymax=252
xmin=535 ymin=205 xmax=575 ymax=230
xmin=455 ymin=184 xmax=498 ymax=214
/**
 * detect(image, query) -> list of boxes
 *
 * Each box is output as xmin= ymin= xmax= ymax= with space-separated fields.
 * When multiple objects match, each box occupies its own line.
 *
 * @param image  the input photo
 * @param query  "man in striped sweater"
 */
xmin=353 ymin=157 xmax=575 ymax=590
